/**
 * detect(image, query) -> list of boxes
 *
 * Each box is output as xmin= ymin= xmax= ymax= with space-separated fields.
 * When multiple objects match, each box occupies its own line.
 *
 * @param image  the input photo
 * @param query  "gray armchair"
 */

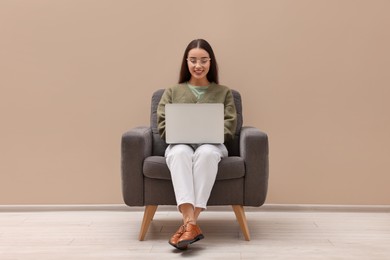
xmin=121 ymin=89 xmax=269 ymax=241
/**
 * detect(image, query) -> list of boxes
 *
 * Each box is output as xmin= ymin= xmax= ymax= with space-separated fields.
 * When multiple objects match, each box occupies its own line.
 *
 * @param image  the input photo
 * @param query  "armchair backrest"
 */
xmin=150 ymin=89 xmax=243 ymax=156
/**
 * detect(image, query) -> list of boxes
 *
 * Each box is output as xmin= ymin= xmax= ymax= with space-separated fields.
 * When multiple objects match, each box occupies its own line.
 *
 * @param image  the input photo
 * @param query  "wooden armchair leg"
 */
xmin=232 ymin=205 xmax=251 ymax=241
xmin=139 ymin=205 xmax=158 ymax=241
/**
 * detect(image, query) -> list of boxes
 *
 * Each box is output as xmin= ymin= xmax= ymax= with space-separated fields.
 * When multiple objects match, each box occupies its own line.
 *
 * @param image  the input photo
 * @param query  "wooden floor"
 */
xmin=1 ymin=205 xmax=390 ymax=259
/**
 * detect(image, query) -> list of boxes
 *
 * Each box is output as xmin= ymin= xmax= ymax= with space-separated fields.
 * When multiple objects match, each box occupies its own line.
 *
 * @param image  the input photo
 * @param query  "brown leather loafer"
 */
xmin=176 ymin=223 xmax=204 ymax=248
xmin=168 ymin=225 xmax=187 ymax=250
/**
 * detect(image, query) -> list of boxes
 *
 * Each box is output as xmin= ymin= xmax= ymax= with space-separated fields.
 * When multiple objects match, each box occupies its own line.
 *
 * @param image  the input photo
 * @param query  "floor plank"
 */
xmin=1 ymin=208 xmax=389 ymax=259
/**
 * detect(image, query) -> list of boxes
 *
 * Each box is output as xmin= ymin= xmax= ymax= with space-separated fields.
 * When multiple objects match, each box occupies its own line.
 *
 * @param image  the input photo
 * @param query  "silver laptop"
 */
xmin=165 ymin=103 xmax=224 ymax=144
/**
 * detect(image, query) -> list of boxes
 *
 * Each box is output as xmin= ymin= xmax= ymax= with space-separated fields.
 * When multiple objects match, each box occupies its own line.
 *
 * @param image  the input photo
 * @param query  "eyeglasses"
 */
xmin=186 ymin=57 xmax=211 ymax=66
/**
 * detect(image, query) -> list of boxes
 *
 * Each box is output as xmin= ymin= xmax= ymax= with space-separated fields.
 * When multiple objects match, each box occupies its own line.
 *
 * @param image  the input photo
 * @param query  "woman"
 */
xmin=157 ymin=39 xmax=237 ymax=249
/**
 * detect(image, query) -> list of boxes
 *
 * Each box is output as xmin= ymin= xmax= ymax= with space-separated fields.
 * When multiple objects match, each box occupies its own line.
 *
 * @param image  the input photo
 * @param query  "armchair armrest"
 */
xmin=240 ymin=126 xmax=269 ymax=206
xmin=121 ymin=126 xmax=152 ymax=206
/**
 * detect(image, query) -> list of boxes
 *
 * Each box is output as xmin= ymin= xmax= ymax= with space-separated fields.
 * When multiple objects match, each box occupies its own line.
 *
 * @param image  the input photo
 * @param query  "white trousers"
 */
xmin=165 ymin=144 xmax=228 ymax=210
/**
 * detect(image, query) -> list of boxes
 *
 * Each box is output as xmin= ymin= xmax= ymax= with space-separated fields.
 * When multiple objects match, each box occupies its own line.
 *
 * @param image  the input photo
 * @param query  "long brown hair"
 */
xmin=178 ymin=39 xmax=219 ymax=84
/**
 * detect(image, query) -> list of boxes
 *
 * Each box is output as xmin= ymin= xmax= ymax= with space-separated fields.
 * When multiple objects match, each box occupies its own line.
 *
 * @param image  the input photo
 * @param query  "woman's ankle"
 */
xmin=184 ymin=217 xmax=196 ymax=225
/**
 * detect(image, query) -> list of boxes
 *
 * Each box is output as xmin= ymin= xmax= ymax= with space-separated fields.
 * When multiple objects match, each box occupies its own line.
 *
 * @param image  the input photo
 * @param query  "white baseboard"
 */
xmin=257 ymin=204 xmax=390 ymax=213
xmin=0 ymin=204 xmax=130 ymax=212
xmin=1 ymin=204 xmax=389 ymax=212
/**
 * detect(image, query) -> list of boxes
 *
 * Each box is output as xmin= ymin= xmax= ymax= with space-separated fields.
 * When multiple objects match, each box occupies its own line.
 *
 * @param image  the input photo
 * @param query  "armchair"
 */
xmin=121 ymin=89 xmax=269 ymax=241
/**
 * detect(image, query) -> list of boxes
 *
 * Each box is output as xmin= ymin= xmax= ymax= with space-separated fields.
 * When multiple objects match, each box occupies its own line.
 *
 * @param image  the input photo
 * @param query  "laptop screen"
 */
xmin=165 ymin=103 xmax=224 ymax=144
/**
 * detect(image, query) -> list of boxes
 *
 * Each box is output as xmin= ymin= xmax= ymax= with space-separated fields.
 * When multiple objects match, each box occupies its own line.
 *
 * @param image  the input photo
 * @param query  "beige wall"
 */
xmin=1 ymin=0 xmax=389 ymax=205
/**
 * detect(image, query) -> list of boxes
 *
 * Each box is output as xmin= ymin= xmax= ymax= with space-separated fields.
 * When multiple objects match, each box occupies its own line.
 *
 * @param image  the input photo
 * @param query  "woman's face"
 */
xmin=187 ymin=48 xmax=211 ymax=85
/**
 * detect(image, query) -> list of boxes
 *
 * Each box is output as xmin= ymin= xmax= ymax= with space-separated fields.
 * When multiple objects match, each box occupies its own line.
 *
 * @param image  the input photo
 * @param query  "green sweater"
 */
xmin=157 ymin=82 xmax=237 ymax=142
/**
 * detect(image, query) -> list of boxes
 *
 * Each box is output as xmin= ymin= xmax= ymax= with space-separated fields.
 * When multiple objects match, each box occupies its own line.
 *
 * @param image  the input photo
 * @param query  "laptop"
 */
xmin=165 ymin=103 xmax=224 ymax=144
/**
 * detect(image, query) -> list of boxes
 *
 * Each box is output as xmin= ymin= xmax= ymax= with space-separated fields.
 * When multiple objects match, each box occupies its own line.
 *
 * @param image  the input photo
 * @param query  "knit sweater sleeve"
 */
xmin=157 ymin=88 xmax=172 ymax=141
xmin=224 ymin=89 xmax=237 ymax=142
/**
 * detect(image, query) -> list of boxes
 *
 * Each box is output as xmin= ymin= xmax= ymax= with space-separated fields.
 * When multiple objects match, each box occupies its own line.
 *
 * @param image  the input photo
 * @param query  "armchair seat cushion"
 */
xmin=143 ymin=156 xmax=245 ymax=181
